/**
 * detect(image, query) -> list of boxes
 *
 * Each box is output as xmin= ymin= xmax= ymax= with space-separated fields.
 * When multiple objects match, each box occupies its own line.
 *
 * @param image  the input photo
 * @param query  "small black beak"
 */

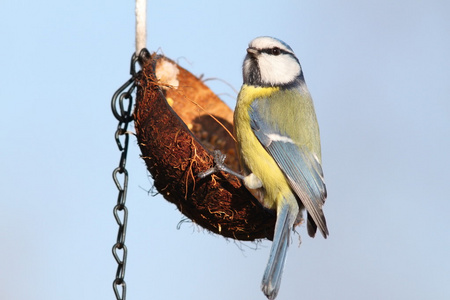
xmin=246 ymin=47 xmax=258 ymax=56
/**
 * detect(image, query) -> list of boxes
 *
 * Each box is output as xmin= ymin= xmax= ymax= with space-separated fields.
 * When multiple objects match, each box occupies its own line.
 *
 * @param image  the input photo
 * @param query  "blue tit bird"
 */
xmin=198 ymin=36 xmax=328 ymax=300
xmin=233 ymin=36 xmax=328 ymax=299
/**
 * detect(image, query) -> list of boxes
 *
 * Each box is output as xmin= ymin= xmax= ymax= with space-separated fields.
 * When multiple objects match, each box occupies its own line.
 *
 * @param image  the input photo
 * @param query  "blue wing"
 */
xmin=249 ymin=101 xmax=328 ymax=238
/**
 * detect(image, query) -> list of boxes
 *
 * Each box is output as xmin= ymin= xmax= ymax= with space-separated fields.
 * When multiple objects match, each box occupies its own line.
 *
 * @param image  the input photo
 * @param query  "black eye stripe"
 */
xmin=260 ymin=48 xmax=291 ymax=56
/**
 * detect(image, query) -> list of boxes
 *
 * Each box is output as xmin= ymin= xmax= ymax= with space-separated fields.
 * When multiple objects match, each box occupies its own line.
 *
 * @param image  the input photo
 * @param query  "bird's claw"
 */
xmin=198 ymin=150 xmax=246 ymax=181
xmin=198 ymin=150 xmax=228 ymax=178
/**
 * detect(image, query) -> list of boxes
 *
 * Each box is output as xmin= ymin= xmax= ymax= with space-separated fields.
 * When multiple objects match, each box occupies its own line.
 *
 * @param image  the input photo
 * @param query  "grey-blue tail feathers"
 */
xmin=261 ymin=201 xmax=295 ymax=300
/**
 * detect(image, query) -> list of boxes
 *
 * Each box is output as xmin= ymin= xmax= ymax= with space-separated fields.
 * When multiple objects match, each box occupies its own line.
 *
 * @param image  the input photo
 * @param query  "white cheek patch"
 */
xmin=259 ymin=53 xmax=301 ymax=85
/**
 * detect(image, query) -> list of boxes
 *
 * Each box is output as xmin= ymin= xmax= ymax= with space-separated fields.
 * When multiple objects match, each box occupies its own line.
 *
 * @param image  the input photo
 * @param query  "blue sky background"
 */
xmin=2 ymin=1 xmax=450 ymax=299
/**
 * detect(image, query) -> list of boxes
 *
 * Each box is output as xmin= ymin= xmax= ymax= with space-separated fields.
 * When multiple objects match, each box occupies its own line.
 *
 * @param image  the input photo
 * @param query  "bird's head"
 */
xmin=243 ymin=36 xmax=303 ymax=87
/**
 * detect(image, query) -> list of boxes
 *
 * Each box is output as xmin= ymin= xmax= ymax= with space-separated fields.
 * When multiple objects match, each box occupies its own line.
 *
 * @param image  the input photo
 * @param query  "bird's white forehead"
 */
xmin=248 ymin=36 xmax=293 ymax=53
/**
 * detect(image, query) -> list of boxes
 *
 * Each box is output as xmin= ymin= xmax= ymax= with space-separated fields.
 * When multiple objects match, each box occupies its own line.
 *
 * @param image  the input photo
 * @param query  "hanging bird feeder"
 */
xmin=133 ymin=51 xmax=276 ymax=241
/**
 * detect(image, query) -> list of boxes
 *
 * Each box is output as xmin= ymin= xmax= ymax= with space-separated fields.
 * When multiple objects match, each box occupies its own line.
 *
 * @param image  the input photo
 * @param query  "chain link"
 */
xmin=111 ymin=53 xmax=140 ymax=300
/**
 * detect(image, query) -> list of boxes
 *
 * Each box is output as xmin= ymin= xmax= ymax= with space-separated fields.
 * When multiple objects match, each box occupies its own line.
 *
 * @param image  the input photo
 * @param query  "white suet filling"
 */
xmin=155 ymin=60 xmax=180 ymax=89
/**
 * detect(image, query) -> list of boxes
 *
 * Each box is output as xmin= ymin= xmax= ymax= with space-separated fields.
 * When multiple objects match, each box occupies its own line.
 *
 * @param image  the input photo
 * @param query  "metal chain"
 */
xmin=111 ymin=53 xmax=139 ymax=300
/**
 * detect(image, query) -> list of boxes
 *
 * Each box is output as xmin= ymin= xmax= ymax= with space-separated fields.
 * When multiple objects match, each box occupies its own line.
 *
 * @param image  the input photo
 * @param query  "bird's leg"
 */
xmin=199 ymin=150 xmax=263 ymax=191
xmin=198 ymin=150 xmax=245 ymax=180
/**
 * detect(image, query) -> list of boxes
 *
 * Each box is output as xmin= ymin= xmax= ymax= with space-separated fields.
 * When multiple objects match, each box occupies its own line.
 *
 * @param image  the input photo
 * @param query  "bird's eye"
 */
xmin=272 ymin=48 xmax=281 ymax=56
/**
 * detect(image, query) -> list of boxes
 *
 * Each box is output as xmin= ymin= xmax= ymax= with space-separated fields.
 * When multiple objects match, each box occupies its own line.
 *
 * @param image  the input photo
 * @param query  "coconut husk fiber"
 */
xmin=133 ymin=51 xmax=275 ymax=241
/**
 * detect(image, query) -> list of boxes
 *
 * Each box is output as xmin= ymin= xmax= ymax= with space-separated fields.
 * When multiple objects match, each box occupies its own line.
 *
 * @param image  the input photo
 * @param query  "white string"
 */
xmin=135 ymin=0 xmax=147 ymax=55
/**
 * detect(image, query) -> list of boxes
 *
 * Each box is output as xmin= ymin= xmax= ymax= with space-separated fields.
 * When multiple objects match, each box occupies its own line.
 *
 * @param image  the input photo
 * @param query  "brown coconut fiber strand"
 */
xmin=134 ymin=52 xmax=276 ymax=241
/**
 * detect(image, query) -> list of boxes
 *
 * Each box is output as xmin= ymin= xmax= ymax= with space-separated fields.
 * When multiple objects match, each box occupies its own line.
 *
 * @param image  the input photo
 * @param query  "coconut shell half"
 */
xmin=134 ymin=51 xmax=275 ymax=241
